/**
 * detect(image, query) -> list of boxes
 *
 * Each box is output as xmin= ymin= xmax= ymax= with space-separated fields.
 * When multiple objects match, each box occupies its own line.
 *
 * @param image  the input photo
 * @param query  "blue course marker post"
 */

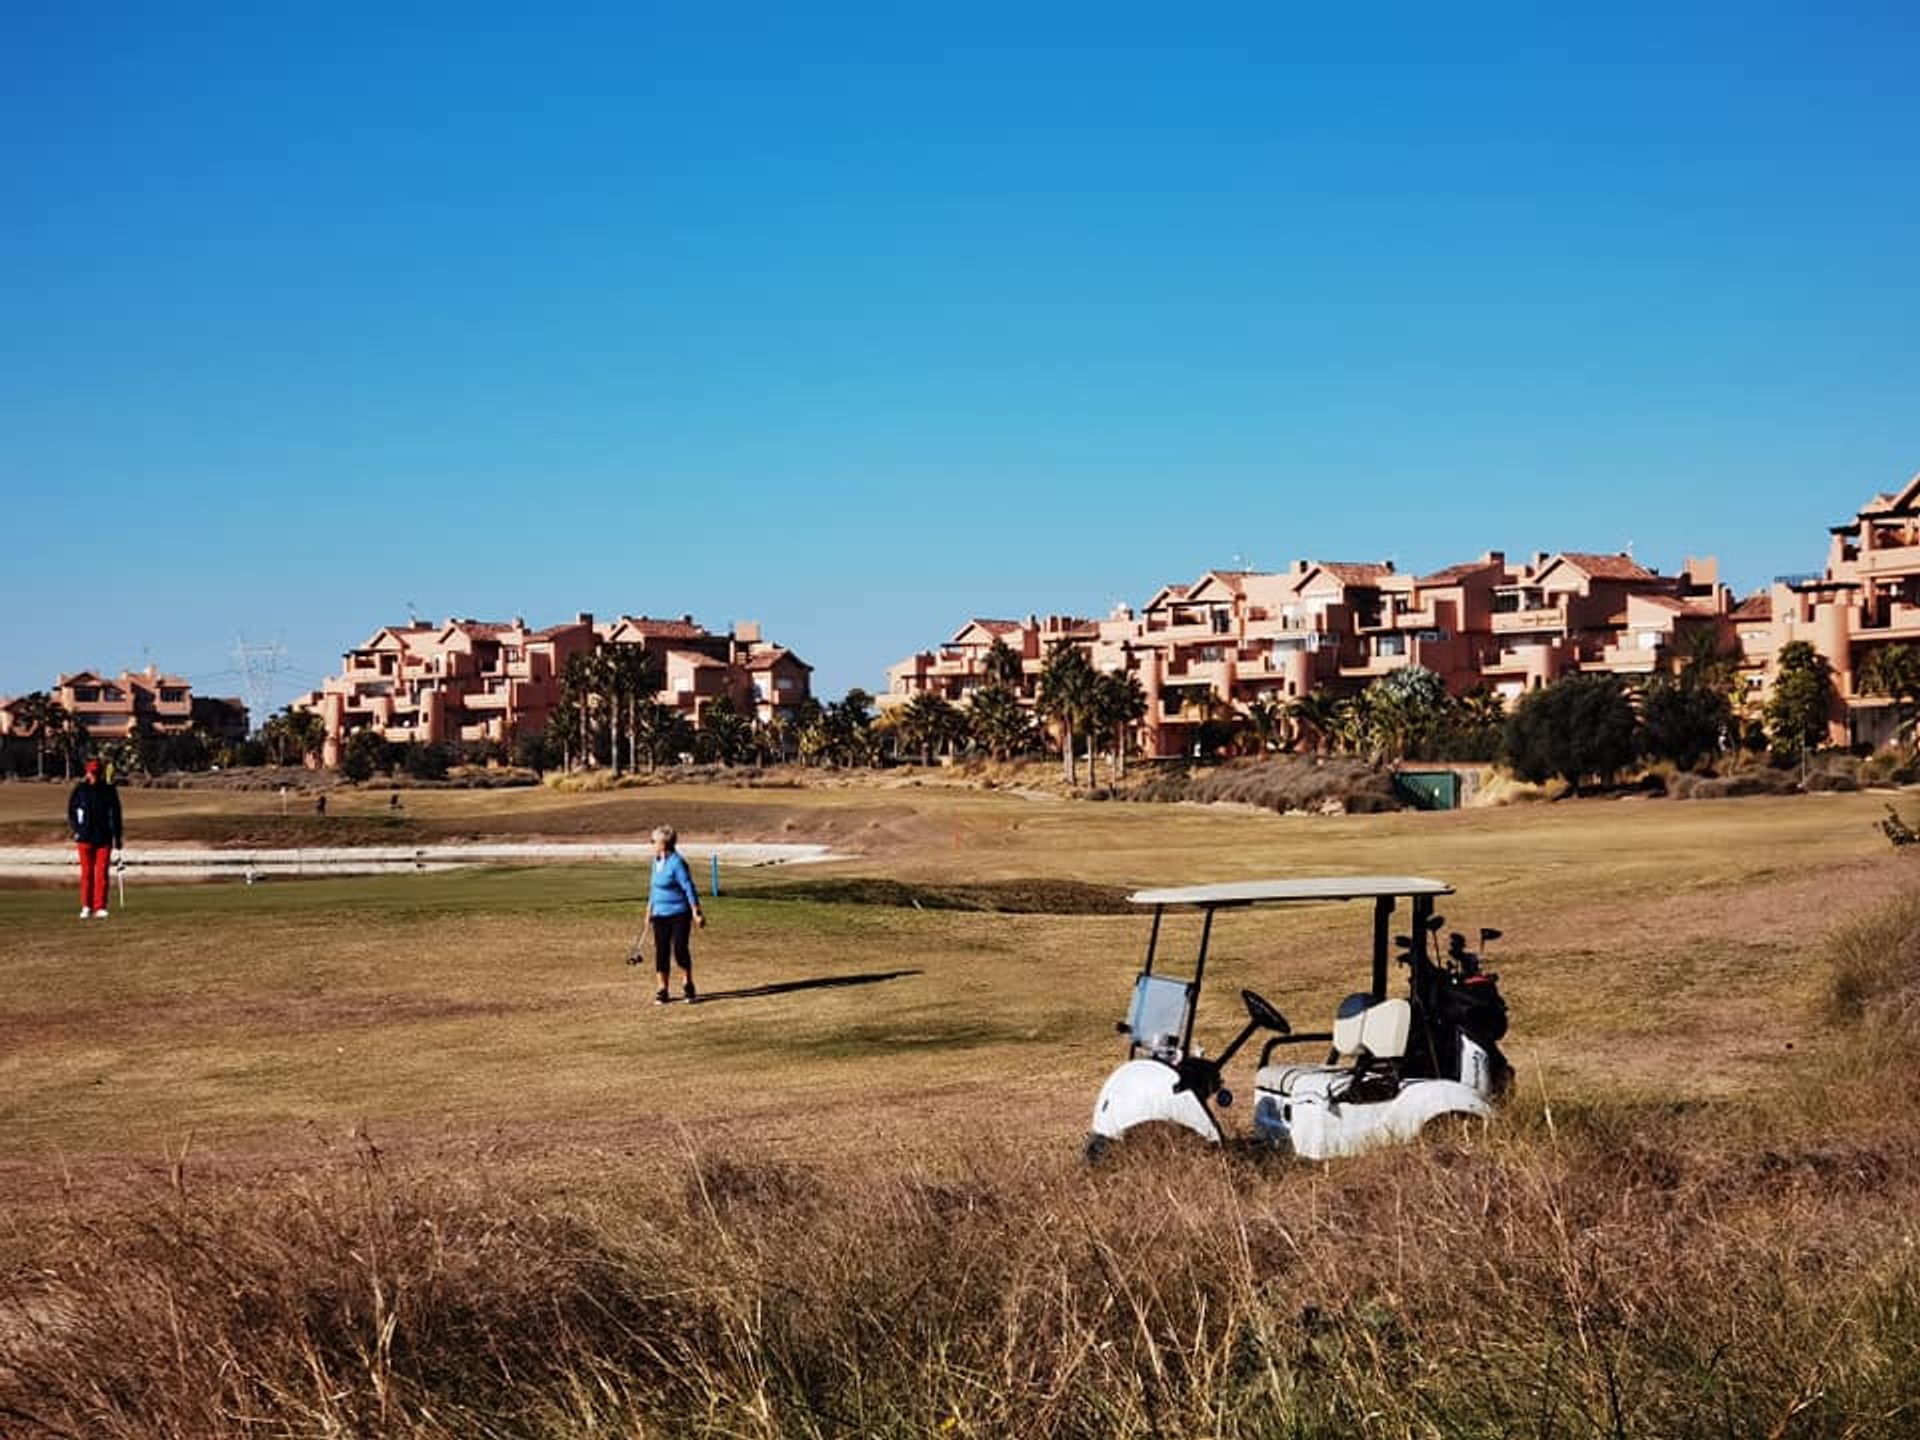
xmin=710 ymin=853 xmax=721 ymax=898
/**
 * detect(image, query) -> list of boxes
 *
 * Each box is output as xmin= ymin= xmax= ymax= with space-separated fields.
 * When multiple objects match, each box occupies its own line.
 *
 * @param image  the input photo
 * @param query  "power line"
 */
xmin=229 ymin=637 xmax=293 ymax=725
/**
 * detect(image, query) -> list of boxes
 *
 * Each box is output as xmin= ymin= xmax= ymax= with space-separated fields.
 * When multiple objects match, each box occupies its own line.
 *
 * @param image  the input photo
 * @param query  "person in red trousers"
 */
xmin=67 ymin=757 xmax=122 ymax=919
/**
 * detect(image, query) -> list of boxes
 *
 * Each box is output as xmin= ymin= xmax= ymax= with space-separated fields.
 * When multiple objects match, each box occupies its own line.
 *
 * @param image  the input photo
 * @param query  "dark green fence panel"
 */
xmin=1394 ymin=770 xmax=1459 ymax=810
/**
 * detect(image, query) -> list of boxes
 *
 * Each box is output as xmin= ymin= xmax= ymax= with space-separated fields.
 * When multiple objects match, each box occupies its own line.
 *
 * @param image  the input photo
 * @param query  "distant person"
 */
xmin=643 ymin=824 xmax=705 ymax=1004
xmin=67 ymin=757 xmax=122 ymax=920
xmin=314 ymin=794 xmax=327 ymax=817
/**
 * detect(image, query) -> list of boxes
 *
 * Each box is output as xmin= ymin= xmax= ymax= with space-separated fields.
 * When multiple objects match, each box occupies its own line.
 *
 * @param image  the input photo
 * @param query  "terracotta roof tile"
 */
xmin=613 ymin=617 xmax=711 ymax=639
xmin=1415 ymin=558 xmax=1501 ymax=586
xmin=745 ymin=647 xmax=811 ymax=671
xmin=1730 ymin=592 xmax=1772 ymax=621
xmin=1307 ymin=562 xmax=1396 ymax=586
xmin=1556 ymin=552 xmax=1658 ymax=582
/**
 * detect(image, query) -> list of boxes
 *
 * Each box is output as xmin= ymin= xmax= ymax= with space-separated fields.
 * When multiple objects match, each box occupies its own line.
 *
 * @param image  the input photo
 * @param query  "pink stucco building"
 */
xmin=1764 ymin=471 xmax=1920 ymax=747
xmin=302 ymin=613 xmax=811 ymax=766
xmin=885 ymin=548 xmax=1737 ymax=759
xmin=56 ymin=666 xmax=198 ymax=741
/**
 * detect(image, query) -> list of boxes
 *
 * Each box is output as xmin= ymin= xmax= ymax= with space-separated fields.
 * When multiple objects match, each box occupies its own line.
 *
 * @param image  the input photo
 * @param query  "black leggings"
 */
xmin=652 ymin=912 xmax=694 ymax=978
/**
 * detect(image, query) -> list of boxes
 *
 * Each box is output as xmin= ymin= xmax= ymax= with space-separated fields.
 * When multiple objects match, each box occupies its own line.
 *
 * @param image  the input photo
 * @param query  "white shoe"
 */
xmin=92 ymin=909 xmax=109 ymax=920
xmin=79 ymin=907 xmax=92 ymax=919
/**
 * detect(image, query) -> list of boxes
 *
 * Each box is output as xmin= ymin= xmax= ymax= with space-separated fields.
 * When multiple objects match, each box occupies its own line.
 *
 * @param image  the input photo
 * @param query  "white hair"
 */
xmin=651 ymin=825 xmax=677 ymax=848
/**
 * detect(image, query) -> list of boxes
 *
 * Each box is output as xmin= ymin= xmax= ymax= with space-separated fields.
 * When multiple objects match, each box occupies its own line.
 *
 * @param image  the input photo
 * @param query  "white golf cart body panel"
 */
xmin=1091 ymin=1059 xmax=1223 ymax=1144
xmin=1090 ymin=874 xmax=1507 ymax=1160
xmin=1250 ymin=1069 xmax=1493 ymax=1160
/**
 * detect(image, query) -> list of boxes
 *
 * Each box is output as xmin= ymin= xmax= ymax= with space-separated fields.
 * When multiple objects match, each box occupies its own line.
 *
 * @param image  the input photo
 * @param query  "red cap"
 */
xmin=84 ymin=758 xmax=102 ymax=776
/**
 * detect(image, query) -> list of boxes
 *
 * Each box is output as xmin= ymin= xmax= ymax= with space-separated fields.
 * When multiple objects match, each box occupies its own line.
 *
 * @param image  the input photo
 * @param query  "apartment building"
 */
xmin=55 ymin=666 xmax=214 ymax=741
xmin=0 ymin=665 xmax=246 ymax=756
xmin=885 ymin=549 xmax=1733 ymax=759
xmin=302 ymin=612 xmax=811 ymax=766
xmin=883 ymin=614 xmax=1094 ymax=709
xmin=1765 ymin=471 xmax=1920 ymax=747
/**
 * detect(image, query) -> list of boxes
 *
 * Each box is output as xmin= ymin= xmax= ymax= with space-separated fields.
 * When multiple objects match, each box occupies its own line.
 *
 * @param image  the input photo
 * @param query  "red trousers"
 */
xmin=77 ymin=844 xmax=112 ymax=911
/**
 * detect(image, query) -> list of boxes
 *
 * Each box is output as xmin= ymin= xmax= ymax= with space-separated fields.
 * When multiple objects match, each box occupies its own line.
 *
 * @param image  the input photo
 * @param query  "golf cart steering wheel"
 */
xmin=1241 ymin=988 xmax=1289 ymax=1034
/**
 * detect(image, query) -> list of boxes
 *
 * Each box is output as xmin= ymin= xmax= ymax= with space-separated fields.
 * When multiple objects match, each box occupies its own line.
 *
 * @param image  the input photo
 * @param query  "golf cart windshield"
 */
xmin=1127 ymin=974 xmax=1192 ymax=1055
xmin=1118 ymin=877 xmax=1455 ymax=1062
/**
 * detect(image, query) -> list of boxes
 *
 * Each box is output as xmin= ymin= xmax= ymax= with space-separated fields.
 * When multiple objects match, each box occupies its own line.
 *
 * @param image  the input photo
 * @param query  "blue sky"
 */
xmin=3 ymin=3 xmax=1916 ymax=708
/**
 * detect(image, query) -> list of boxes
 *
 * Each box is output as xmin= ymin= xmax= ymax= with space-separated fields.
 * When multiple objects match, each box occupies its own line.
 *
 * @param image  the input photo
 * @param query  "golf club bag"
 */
xmin=1400 ymin=923 xmax=1513 ymax=1098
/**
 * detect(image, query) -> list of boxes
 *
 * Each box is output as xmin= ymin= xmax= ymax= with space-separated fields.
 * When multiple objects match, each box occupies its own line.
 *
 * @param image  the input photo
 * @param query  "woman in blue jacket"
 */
xmin=644 ymin=824 xmax=705 ymax=1004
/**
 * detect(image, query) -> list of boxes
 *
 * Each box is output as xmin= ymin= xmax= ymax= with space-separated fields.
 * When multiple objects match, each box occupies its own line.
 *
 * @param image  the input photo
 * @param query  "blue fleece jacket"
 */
xmin=649 ymin=851 xmax=701 ymax=917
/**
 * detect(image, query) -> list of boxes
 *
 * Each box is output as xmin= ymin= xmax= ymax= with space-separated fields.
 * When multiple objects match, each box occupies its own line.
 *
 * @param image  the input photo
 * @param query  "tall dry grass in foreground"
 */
xmin=5 ymin=895 xmax=1919 ymax=1439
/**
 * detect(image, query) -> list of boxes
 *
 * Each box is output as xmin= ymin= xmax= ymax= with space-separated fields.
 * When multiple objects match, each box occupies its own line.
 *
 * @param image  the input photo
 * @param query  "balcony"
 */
xmin=1858 ymin=601 xmax=1920 ymax=638
xmin=1593 ymin=645 xmax=1662 ymax=673
xmin=1359 ymin=603 xmax=1437 ymax=634
xmin=1484 ymin=640 xmax=1571 ymax=674
xmin=1163 ymin=658 xmax=1233 ymax=689
xmin=1491 ymin=609 xmax=1566 ymax=635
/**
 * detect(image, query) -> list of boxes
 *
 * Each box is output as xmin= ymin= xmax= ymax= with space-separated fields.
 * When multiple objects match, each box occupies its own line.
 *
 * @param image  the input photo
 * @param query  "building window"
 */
xmin=1210 ymin=610 xmax=1231 ymax=634
xmin=1376 ymin=635 xmax=1406 ymax=658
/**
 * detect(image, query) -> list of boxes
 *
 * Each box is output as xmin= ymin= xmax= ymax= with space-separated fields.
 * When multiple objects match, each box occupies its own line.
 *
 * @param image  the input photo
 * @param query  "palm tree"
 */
xmin=43 ymin=701 xmax=81 ymax=779
xmin=1287 ymin=691 xmax=1348 ymax=756
xmin=1861 ymin=644 xmax=1920 ymax=752
xmin=1091 ymin=670 xmax=1147 ymax=782
xmin=753 ymin=713 xmax=790 ymax=765
xmin=698 ymin=694 xmax=753 ymax=765
xmin=1244 ymin=694 xmax=1287 ymax=756
xmin=828 ymin=689 xmax=876 ymax=768
xmin=547 ymin=695 xmax=582 ymax=772
xmin=282 ymin=707 xmax=326 ymax=766
xmin=896 ymin=692 xmax=961 ymax=765
xmin=604 ymin=644 xmax=660 ymax=774
xmin=983 ymin=637 xmax=1025 ymax=691
xmin=1037 ymin=641 xmax=1096 ymax=785
xmin=964 ymin=683 xmax=1030 ymax=761
xmin=633 ymin=698 xmax=689 ymax=772
xmin=11 ymin=692 xmax=55 ymax=778
xmin=788 ymin=697 xmax=826 ymax=767
xmin=560 ymin=652 xmax=597 ymax=770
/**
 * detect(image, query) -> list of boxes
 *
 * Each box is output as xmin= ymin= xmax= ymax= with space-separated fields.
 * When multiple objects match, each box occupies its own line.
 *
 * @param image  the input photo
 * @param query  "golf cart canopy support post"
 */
xmin=1127 ymin=876 xmax=1454 ymax=1020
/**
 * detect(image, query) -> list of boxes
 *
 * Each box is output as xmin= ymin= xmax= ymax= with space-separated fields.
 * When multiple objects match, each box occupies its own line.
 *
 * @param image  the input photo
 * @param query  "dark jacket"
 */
xmin=68 ymin=779 xmax=122 ymax=847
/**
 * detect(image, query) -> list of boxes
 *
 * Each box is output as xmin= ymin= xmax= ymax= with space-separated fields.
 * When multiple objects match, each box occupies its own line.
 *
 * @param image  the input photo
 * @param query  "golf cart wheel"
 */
xmin=1419 ymin=1111 xmax=1491 ymax=1150
xmin=1081 ymin=1121 xmax=1217 ymax=1166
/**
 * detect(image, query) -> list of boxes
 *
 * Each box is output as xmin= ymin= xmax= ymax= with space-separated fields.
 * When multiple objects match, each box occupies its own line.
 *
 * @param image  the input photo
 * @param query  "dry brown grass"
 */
xmin=4 ymin=1100 xmax=1917 ymax=1438
xmin=2 ymin=784 xmax=1918 ymax=1435
xmin=1112 ymin=757 xmax=1406 ymax=814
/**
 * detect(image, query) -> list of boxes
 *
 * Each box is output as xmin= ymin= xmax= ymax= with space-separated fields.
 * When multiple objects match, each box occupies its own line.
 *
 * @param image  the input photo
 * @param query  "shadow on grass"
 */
xmin=688 ymin=969 xmax=923 ymax=1004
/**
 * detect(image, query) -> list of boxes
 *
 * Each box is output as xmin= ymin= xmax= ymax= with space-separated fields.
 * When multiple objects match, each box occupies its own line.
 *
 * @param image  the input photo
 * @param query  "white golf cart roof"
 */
xmin=1128 ymin=877 xmax=1453 ymax=907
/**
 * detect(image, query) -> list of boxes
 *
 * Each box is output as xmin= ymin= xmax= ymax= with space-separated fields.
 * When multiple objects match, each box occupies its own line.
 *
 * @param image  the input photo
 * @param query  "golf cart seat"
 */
xmin=1257 ymin=994 xmax=1412 ymax=1097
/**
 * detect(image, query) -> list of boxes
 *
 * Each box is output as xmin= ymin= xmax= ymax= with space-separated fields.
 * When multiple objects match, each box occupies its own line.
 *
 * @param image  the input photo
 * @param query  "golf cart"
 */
xmin=1088 ymin=877 xmax=1512 ymax=1160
